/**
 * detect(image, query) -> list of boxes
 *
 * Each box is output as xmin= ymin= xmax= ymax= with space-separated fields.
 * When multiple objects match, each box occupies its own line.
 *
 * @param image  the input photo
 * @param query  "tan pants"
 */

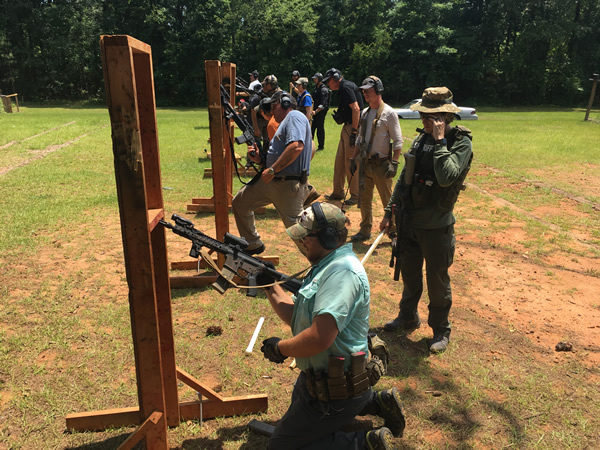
xmin=358 ymin=157 xmax=394 ymax=235
xmin=332 ymin=124 xmax=359 ymax=200
xmin=232 ymin=177 xmax=309 ymax=253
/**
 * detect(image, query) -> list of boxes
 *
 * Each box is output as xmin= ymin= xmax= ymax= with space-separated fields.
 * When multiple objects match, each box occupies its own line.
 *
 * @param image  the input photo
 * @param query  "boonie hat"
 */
xmin=286 ymin=203 xmax=348 ymax=241
xmin=322 ymin=68 xmax=342 ymax=83
xmin=410 ymin=87 xmax=460 ymax=113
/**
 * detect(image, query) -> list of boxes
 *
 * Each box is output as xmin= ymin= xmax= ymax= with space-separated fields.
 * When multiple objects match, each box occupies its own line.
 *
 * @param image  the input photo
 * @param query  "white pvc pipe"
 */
xmin=361 ymin=231 xmax=386 ymax=265
xmin=245 ymin=316 xmax=265 ymax=354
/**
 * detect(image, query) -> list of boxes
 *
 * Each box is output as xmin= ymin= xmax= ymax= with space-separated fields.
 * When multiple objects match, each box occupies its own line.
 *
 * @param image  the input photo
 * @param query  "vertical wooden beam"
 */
xmin=205 ymin=60 xmax=229 ymax=262
xmin=223 ymin=63 xmax=236 ymax=204
xmin=100 ymin=35 xmax=168 ymax=447
xmin=132 ymin=47 xmax=179 ymax=428
xmin=584 ymin=74 xmax=598 ymax=122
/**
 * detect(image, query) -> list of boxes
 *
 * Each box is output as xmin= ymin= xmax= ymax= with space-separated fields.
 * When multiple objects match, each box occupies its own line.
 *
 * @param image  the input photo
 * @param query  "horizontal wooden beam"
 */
xmin=65 ymin=396 xmax=268 ymax=432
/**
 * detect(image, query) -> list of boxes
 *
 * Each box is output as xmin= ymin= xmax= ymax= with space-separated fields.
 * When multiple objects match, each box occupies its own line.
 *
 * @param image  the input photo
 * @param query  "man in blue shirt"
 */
xmin=260 ymin=202 xmax=406 ymax=449
xmin=232 ymin=91 xmax=312 ymax=255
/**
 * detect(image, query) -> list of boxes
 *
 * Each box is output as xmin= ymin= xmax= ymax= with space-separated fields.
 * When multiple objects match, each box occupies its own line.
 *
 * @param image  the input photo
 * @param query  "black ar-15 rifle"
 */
xmin=220 ymin=84 xmax=265 ymax=161
xmin=160 ymin=214 xmax=302 ymax=297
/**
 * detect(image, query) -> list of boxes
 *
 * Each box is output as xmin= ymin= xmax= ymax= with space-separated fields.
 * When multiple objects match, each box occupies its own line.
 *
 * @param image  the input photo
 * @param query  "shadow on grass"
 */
xmin=181 ymin=422 xmax=271 ymax=449
xmin=64 ymin=433 xmax=140 ymax=449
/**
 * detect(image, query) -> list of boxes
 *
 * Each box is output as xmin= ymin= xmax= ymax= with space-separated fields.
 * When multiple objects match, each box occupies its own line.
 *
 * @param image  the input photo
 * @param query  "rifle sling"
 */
xmin=199 ymin=248 xmax=309 ymax=291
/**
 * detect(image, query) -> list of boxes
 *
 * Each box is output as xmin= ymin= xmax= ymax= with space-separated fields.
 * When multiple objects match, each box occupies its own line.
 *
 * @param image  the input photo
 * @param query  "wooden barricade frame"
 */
xmin=64 ymin=35 xmax=267 ymax=448
xmin=169 ymin=60 xmax=276 ymax=290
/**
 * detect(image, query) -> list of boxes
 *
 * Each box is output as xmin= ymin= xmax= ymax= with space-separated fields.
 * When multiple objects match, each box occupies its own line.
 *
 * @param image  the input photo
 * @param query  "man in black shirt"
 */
xmin=311 ymin=72 xmax=329 ymax=151
xmin=322 ymin=68 xmax=364 ymax=206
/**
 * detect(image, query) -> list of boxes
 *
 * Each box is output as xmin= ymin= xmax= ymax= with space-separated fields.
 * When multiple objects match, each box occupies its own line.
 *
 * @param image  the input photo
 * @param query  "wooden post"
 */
xmin=584 ymin=74 xmax=599 ymax=121
xmin=65 ymin=37 xmax=267 ymax=442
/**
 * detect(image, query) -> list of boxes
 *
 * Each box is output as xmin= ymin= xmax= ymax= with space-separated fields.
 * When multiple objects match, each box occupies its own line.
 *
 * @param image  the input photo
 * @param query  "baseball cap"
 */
xmin=410 ymin=87 xmax=461 ymax=113
xmin=295 ymin=77 xmax=309 ymax=86
xmin=312 ymin=72 xmax=323 ymax=81
xmin=359 ymin=76 xmax=383 ymax=91
xmin=249 ymin=70 xmax=259 ymax=78
xmin=286 ymin=202 xmax=349 ymax=241
xmin=322 ymin=68 xmax=341 ymax=83
xmin=291 ymin=70 xmax=300 ymax=77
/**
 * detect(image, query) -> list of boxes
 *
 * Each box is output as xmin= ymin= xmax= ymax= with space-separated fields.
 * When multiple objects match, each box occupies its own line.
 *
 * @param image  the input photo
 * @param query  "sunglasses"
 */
xmin=420 ymin=113 xmax=442 ymax=121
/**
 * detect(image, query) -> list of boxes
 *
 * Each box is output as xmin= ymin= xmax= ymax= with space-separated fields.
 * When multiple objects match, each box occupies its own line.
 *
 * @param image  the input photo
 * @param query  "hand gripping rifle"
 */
xmin=160 ymin=214 xmax=302 ymax=297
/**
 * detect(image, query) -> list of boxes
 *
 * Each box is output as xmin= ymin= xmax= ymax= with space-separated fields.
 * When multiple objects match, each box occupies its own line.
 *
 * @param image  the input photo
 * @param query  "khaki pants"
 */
xmin=358 ymin=157 xmax=394 ymax=235
xmin=331 ymin=124 xmax=359 ymax=200
xmin=232 ymin=177 xmax=309 ymax=253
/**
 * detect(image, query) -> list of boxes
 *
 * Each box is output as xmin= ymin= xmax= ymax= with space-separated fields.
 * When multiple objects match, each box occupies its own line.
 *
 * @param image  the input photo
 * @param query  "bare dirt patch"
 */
xmin=2 ymin=165 xmax=599 ymax=448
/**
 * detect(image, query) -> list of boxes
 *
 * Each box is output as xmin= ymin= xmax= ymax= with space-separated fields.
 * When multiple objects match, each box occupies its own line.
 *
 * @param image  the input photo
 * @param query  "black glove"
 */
xmin=385 ymin=160 xmax=399 ymax=178
xmin=261 ymin=337 xmax=287 ymax=363
xmin=256 ymin=261 xmax=276 ymax=288
xmin=349 ymin=158 xmax=357 ymax=176
xmin=349 ymin=132 xmax=357 ymax=147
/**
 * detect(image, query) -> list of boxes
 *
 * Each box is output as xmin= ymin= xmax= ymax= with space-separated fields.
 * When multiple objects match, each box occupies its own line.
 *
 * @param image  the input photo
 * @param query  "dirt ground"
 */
xmin=327 ymin=165 xmax=600 ymax=370
xmin=3 ymin=159 xmax=600 ymax=448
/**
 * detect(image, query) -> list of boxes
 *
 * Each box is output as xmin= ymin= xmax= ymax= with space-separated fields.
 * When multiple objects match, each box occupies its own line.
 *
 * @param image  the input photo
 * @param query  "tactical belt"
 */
xmin=304 ymin=352 xmax=370 ymax=402
xmin=273 ymin=175 xmax=302 ymax=181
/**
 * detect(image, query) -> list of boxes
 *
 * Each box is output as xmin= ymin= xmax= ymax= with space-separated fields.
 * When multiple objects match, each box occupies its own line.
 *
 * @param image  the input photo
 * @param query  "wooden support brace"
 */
xmin=117 ymin=411 xmax=165 ymax=450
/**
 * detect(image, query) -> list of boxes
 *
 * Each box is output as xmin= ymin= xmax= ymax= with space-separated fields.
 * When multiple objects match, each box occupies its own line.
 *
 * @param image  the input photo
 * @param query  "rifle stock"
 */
xmin=161 ymin=214 xmax=302 ymax=297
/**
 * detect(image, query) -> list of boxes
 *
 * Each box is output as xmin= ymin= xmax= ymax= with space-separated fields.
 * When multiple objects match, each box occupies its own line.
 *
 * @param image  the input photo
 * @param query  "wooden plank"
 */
xmin=117 ymin=411 xmax=165 ymax=450
xmin=205 ymin=60 xmax=229 ymax=246
xmin=132 ymin=47 xmax=179 ymax=427
xmin=148 ymin=208 xmax=164 ymax=231
xmin=176 ymin=367 xmax=223 ymax=401
xmin=170 ymin=273 xmax=219 ymax=289
xmin=66 ymin=406 xmax=140 ymax=432
xmin=100 ymin=35 xmax=168 ymax=444
xmin=179 ymin=395 xmax=268 ymax=420
xmin=191 ymin=197 xmax=217 ymax=205
xmin=66 ymin=395 xmax=268 ymax=432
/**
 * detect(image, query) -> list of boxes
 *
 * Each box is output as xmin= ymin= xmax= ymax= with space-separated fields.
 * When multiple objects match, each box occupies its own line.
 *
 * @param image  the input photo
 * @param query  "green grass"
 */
xmin=1 ymin=105 xmax=599 ymax=449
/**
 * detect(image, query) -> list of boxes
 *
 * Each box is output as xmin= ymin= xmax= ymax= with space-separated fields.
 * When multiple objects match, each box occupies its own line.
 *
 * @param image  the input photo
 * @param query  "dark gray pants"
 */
xmin=268 ymin=371 xmax=375 ymax=449
xmin=399 ymin=225 xmax=455 ymax=335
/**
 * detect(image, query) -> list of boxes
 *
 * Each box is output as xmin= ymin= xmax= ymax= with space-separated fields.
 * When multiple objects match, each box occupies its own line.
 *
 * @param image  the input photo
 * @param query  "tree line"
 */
xmin=1 ymin=0 xmax=599 ymax=107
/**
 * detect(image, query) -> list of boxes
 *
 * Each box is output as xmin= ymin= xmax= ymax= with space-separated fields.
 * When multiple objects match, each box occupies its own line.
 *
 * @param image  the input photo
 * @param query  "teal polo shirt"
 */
xmin=291 ymin=243 xmax=370 ymax=373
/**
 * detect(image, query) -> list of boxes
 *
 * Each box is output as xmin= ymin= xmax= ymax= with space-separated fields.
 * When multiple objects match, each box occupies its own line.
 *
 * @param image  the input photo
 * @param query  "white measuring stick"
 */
xmin=360 ymin=231 xmax=386 ymax=265
xmin=245 ymin=316 xmax=265 ymax=354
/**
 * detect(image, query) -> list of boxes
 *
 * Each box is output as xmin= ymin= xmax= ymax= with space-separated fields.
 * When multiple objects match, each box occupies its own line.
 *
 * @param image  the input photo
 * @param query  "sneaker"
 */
xmin=304 ymin=187 xmax=321 ymax=207
xmin=245 ymin=244 xmax=265 ymax=256
xmin=375 ymin=387 xmax=406 ymax=437
xmin=351 ymin=232 xmax=371 ymax=243
xmin=344 ymin=197 xmax=359 ymax=206
xmin=324 ymin=193 xmax=344 ymax=201
xmin=383 ymin=314 xmax=421 ymax=333
xmin=365 ymin=427 xmax=394 ymax=450
xmin=429 ymin=334 xmax=450 ymax=354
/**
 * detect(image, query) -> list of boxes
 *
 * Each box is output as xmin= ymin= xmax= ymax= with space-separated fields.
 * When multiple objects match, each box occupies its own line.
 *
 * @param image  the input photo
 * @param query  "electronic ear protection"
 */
xmin=280 ymin=91 xmax=292 ymax=110
xmin=311 ymin=202 xmax=338 ymax=250
xmin=331 ymin=69 xmax=341 ymax=82
xmin=367 ymin=75 xmax=384 ymax=94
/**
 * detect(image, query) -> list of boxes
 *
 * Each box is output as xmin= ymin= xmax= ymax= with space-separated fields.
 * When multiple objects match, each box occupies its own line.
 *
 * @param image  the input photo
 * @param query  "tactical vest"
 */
xmin=410 ymin=126 xmax=473 ymax=213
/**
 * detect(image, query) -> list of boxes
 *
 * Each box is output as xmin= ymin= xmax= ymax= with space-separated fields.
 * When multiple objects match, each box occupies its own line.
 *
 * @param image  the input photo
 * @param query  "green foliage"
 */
xmin=0 ymin=0 xmax=599 ymax=105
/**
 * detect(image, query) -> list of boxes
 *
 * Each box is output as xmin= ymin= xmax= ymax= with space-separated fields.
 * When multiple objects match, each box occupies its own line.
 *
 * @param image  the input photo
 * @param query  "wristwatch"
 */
xmin=267 ymin=167 xmax=275 ymax=175
xmin=435 ymin=138 xmax=447 ymax=146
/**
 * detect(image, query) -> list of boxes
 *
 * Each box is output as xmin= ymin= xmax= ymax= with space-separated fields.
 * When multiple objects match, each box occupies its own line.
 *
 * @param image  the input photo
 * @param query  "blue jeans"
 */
xmin=268 ymin=371 xmax=373 ymax=449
